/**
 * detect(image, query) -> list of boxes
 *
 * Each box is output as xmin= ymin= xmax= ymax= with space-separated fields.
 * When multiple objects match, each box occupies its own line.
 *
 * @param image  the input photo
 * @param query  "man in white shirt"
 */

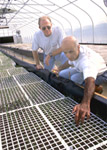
xmin=32 ymin=16 xmax=68 ymax=71
xmin=56 ymin=36 xmax=107 ymax=126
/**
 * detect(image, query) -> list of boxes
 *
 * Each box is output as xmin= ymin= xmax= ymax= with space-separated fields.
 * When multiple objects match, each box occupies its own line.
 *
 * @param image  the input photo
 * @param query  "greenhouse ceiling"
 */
xmin=0 ymin=0 xmax=107 ymax=43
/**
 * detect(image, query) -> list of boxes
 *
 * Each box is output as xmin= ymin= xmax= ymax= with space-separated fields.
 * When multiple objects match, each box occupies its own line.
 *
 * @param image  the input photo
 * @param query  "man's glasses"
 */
xmin=42 ymin=26 xmax=51 ymax=31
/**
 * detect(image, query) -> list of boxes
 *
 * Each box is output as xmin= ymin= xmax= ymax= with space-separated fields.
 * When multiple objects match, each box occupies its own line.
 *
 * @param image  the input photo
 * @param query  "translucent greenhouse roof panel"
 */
xmin=0 ymin=0 xmax=107 ymax=43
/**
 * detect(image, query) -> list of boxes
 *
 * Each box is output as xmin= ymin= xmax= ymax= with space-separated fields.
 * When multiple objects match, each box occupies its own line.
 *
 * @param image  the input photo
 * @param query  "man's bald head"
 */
xmin=61 ymin=36 xmax=79 ymax=52
xmin=61 ymin=36 xmax=80 ymax=61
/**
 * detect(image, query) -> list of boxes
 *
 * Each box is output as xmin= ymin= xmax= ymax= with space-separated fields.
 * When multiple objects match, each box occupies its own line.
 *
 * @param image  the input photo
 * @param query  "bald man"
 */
xmin=32 ymin=16 xmax=68 ymax=71
xmin=56 ymin=36 xmax=107 ymax=125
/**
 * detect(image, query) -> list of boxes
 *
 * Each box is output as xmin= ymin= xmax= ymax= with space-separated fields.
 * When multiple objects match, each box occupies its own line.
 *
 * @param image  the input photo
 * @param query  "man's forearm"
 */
xmin=58 ymin=61 xmax=71 ymax=71
xmin=32 ymin=51 xmax=40 ymax=65
xmin=50 ymin=47 xmax=62 ymax=57
xmin=82 ymin=77 xmax=95 ymax=105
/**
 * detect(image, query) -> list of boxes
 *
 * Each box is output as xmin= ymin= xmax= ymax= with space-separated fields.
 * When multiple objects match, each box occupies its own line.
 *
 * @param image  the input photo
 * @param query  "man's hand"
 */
xmin=36 ymin=64 xmax=43 ymax=69
xmin=72 ymin=77 xmax=95 ymax=126
xmin=45 ymin=47 xmax=62 ymax=66
xmin=45 ymin=54 xmax=51 ymax=66
xmin=72 ymin=103 xmax=90 ymax=126
xmin=52 ymin=67 xmax=60 ymax=76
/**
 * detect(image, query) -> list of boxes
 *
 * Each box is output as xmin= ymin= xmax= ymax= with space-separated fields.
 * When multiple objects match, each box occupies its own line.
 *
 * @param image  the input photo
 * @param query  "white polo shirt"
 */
xmin=32 ymin=26 xmax=65 ymax=55
xmin=68 ymin=46 xmax=107 ymax=80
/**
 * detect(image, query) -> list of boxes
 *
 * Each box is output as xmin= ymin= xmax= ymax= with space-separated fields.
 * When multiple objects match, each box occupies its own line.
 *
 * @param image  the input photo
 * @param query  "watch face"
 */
xmin=104 ymin=0 xmax=107 ymax=7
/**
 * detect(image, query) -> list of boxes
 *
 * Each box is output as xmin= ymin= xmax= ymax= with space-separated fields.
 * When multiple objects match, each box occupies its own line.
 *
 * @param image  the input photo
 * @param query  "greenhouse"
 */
xmin=0 ymin=0 xmax=107 ymax=150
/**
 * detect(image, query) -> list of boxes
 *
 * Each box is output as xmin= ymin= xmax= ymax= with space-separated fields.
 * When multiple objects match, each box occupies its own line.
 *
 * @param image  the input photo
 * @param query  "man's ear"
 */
xmin=78 ymin=44 xmax=80 ymax=50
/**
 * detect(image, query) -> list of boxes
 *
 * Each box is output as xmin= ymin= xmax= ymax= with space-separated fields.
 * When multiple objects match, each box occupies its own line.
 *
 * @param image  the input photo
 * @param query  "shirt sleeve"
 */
xmin=32 ymin=32 xmax=39 ymax=51
xmin=83 ymin=63 xmax=98 ymax=80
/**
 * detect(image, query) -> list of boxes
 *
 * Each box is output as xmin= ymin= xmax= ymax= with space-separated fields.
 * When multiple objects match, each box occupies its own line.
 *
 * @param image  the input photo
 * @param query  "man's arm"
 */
xmin=45 ymin=47 xmax=62 ymax=66
xmin=58 ymin=60 xmax=71 ymax=71
xmin=72 ymin=77 xmax=95 ymax=126
xmin=32 ymin=51 xmax=43 ymax=69
xmin=52 ymin=61 xmax=71 ymax=75
xmin=51 ymin=47 xmax=62 ymax=56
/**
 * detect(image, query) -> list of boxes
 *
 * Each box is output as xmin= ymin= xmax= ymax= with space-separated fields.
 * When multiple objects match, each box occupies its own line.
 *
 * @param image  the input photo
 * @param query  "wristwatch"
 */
xmin=49 ymin=52 xmax=53 ymax=57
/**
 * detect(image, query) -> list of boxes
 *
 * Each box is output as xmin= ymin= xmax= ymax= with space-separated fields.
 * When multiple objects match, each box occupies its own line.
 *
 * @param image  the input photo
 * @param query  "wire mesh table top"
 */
xmin=0 ymin=52 xmax=107 ymax=150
